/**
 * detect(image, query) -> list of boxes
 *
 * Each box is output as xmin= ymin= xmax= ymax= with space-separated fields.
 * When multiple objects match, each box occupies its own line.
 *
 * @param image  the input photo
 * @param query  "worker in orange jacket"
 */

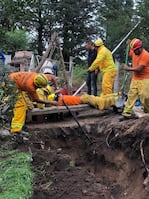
xmin=9 ymin=72 xmax=58 ymax=136
xmin=88 ymin=38 xmax=116 ymax=96
xmin=120 ymin=38 xmax=149 ymax=121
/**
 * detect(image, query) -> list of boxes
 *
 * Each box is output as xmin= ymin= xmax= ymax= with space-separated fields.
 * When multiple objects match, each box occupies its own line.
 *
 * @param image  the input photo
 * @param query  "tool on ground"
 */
xmin=115 ymin=44 xmax=129 ymax=108
xmin=62 ymin=99 xmax=94 ymax=145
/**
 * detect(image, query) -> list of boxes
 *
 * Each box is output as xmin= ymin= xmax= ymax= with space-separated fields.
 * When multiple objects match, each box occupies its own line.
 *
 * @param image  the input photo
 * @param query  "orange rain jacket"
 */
xmin=9 ymin=72 xmax=39 ymax=100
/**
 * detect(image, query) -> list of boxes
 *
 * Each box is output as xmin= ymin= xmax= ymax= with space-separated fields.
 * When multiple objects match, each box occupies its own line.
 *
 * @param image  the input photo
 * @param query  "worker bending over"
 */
xmin=9 ymin=72 xmax=58 ymax=136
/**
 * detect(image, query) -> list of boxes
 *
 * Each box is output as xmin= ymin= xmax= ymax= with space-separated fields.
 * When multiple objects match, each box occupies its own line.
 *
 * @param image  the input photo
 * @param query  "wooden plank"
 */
xmin=27 ymin=104 xmax=90 ymax=116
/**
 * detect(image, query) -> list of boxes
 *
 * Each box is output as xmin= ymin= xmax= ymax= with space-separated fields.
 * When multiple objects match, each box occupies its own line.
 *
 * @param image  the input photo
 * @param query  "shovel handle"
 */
xmin=122 ymin=44 xmax=130 ymax=92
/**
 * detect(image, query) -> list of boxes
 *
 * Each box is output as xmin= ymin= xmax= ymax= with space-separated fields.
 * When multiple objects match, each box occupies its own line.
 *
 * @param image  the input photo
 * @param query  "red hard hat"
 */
xmin=60 ymin=88 xmax=68 ymax=95
xmin=130 ymin=38 xmax=142 ymax=51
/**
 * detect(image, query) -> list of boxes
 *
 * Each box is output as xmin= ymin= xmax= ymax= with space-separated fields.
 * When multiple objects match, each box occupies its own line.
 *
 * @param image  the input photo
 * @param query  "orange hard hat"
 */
xmin=130 ymin=38 xmax=142 ymax=51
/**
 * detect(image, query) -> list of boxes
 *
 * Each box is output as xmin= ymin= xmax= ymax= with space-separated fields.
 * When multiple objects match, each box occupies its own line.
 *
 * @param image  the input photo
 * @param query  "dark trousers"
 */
xmin=86 ymin=71 xmax=98 ymax=96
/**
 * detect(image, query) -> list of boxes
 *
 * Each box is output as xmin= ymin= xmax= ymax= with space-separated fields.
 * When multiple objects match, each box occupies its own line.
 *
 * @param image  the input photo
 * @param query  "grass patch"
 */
xmin=0 ymin=150 xmax=34 ymax=199
xmin=73 ymin=66 xmax=87 ymax=87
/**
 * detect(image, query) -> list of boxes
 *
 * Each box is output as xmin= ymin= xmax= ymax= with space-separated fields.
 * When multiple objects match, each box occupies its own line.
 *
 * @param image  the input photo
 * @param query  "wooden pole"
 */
xmin=69 ymin=56 xmax=73 ymax=91
xmin=56 ymin=37 xmax=70 ymax=94
xmin=35 ymin=32 xmax=57 ymax=72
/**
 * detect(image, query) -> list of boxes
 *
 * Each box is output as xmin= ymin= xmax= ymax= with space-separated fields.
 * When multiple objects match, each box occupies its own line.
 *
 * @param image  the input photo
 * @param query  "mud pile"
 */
xmin=1 ymin=111 xmax=149 ymax=199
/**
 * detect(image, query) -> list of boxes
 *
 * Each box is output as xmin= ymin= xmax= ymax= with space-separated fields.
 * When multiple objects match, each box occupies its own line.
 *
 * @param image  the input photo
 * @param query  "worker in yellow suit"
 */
xmin=88 ymin=38 xmax=116 ymax=96
xmin=36 ymin=85 xmax=56 ymax=109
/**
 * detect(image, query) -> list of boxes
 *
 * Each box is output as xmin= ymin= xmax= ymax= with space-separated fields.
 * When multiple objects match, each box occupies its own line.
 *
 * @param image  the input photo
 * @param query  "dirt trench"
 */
xmin=1 ymin=110 xmax=149 ymax=199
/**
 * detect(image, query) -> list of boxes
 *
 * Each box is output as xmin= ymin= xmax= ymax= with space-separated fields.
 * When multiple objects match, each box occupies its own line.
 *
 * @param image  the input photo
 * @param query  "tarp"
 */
xmin=0 ymin=52 xmax=6 ymax=63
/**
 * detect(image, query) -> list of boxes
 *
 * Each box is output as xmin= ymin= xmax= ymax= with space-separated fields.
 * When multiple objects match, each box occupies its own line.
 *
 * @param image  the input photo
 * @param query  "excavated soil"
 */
xmin=1 ymin=108 xmax=149 ymax=199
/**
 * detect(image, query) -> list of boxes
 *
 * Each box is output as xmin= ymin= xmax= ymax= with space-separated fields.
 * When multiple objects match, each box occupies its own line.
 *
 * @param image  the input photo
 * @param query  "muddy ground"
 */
xmin=1 ymin=108 xmax=149 ymax=199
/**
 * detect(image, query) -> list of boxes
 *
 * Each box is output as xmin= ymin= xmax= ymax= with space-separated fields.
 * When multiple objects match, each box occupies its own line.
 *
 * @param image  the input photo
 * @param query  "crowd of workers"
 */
xmin=1 ymin=37 xmax=149 ymax=137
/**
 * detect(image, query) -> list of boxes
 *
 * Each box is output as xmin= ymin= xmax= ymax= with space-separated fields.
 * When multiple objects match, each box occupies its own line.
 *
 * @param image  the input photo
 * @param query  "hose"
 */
xmin=62 ymin=99 xmax=93 ymax=145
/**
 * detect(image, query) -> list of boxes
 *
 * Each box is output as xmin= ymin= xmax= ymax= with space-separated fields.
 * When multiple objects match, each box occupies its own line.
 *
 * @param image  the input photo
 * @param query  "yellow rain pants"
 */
xmin=11 ymin=92 xmax=27 ymax=133
xmin=142 ymin=79 xmax=149 ymax=113
xmin=122 ymin=79 xmax=144 ymax=117
xmin=101 ymin=70 xmax=116 ymax=96
xmin=81 ymin=93 xmax=118 ymax=110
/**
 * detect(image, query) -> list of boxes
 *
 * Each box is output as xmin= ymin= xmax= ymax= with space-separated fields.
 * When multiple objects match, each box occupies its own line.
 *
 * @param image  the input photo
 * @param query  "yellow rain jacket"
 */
xmin=88 ymin=45 xmax=116 ymax=96
xmin=36 ymin=85 xmax=55 ymax=109
xmin=81 ymin=93 xmax=118 ymax=110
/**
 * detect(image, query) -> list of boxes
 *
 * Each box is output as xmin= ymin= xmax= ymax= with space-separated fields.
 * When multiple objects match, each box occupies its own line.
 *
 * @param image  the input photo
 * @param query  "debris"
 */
xmin=0 ymin=128 xmax=10 ymax=136
xmin=140 ymin=139 xmax=149 ymax=186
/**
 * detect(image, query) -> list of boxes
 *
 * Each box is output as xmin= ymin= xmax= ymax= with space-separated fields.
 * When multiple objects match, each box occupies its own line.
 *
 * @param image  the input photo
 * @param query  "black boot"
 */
xmin=119 ymin=115 xmax=130 ymax=122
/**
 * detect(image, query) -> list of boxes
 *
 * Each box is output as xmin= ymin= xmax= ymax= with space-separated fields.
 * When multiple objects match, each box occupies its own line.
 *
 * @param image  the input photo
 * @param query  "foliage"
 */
xmin=0 ymin=0 xmax=100 ymax=61
xmin=0 ymin=149 xmax=34 ymax=199
xmin=73 ymin=64 xmax=87 ymax=87
xmin=0 ymin=0 xmax=148 ymax=64
xmin=0 ymin=63 xmax=18 ymax=128
xmin=0 ymin=29 xmax=31 ymax=55
xmin=0 ymin=0 xmax=20 ymax=31
xmin=50 ymin=0 xmax=100 ymax=62
xmin=16 ymin=0 xmax=57 ymax=55
xmin=97 ymin=0 xmax=135 ymax=61
xmin=135 ymin=0 xmax=149 ymax=51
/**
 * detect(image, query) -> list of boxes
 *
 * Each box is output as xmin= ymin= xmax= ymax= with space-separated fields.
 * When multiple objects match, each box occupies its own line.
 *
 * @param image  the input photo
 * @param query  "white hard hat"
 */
xmin=43 ymin=68 xmax=53 ymax=74
xmin=42 ymin=60 xmax=53 ymax=68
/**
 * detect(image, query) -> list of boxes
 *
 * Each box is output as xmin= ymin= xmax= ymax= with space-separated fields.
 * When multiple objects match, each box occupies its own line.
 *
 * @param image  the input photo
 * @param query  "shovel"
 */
xmin=115 ymin=44 xmax=129 ymax=108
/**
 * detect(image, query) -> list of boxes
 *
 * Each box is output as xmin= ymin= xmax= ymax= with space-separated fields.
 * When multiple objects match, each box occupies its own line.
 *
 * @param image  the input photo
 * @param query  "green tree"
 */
xmin=0 ymin=0 xmax=54 ymax=55
xmin=136 ymin=0 xmax=149 ymax=50
xmin=0 ymin=30 xmax=30 ymax=55
xmin=0 ymin=0 xmax=23 ymax=31
xmin=97 ymin=0 xmax=135 ymax=60
xmin=0 ymin=0 xmax=100 ymax=62
xmin=16 ymin=0 xmax=57 ymax=55
xmin=51 ymin=0 xmax=100 ymax=62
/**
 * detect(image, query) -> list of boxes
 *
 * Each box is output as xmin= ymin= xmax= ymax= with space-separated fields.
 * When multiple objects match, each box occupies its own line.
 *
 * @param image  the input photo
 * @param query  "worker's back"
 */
xmin=9 ymin=72 xmax=37 ymax=91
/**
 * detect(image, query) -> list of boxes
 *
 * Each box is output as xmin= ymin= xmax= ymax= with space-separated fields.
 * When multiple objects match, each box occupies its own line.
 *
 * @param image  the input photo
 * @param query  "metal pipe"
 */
xmin=112 ymin=21 xmax=141 ymax=54
xmin=73 ymin=82 xmax=86 ymax=96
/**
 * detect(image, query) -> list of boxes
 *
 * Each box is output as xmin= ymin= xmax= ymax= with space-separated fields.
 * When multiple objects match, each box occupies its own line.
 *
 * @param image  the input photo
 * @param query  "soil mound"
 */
xmin=1 ymin=111 xmax=149 ymax=199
